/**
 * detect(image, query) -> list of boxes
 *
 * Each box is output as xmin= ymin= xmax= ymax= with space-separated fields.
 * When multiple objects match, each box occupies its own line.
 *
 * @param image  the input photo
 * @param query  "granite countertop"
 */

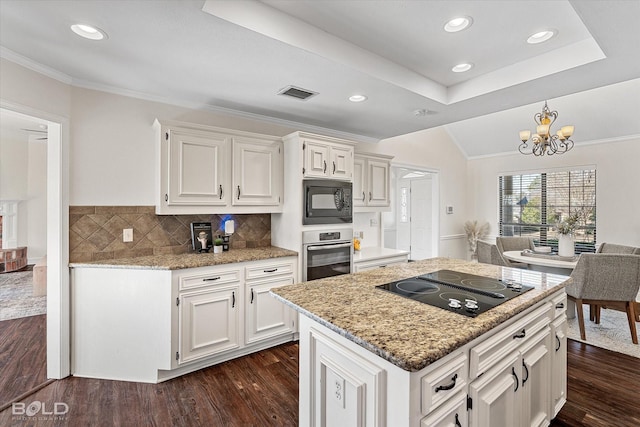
xmin=271 ymin=257 xmax=571 ymax=372
xmin=69 ymin=246 xmax=298 ymax=270
xmin=353 ymin=246 xmax=410 ymax=263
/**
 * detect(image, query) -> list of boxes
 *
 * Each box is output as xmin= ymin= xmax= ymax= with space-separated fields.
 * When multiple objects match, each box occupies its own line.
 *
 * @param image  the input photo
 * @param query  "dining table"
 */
xmin=503 ymin=250 xmax=578 ymax=318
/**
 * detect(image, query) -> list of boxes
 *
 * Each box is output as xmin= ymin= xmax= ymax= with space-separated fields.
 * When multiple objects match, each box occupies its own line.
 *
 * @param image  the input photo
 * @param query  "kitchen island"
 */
xmin=271 ymin=257 xmax=570 ymax=427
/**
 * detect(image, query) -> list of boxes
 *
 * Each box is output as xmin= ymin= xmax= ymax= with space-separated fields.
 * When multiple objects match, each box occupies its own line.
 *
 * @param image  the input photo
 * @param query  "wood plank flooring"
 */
xmin=1 ymin=315 xmax=639 ymax=426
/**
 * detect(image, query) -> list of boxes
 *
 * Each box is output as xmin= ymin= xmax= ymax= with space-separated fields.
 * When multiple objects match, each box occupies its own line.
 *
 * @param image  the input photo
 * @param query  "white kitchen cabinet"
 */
xmin=420 ymin=391 xmax=467 ymax=427
xmin=178 ymin=283 xmax=241 ymax=364
xmin=71 ymin=256 xmax=298 ymax=383
xmin=232 ymin=135 xmax=283 ymax=206
xmin=291 ymin=132 xmax=355 ymax=180
xmin=245 ymin=259 xmax=297 ymax=344
xmin=353 ymin=153 xmax=392 ymax=210
xmin=353 ymin=254 xmax=408 ymax=273
xmin=155 ymin=119 xmax=283 ymax=214
xmin=353 ymin=248 xmax=409 ymax=273
xmin=550 ymin=294 xmax=567 ymax=417
xmin=166 ymin=128 xmax=229 ymax=207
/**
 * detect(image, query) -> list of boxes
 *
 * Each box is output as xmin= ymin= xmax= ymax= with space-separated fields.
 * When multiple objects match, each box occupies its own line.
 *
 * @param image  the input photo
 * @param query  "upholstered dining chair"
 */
xmin=495 ymin=236 xmax=536 ymax=268
xmin=477 ymin=241 xmax=509 ymax=266
xmin=565 ymin=253 xmax=640 ymax=344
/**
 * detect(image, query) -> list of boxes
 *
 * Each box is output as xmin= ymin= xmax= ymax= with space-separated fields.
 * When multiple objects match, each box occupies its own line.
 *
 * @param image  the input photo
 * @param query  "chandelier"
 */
xmin=518 ymin=101 xmax=574 ymax=156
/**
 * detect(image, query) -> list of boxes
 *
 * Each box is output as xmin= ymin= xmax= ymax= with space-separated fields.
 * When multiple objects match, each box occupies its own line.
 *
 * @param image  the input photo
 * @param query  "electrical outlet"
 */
xmin=358 ymin=231 xmax=364 ymax=239
xmin=334 ymin=378 xmax=344 ymax=407
xmin=123 ymin=228 xmax=133 ymax=242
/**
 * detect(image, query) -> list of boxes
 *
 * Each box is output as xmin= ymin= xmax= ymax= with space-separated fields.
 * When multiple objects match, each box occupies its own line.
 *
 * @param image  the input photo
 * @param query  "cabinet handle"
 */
xmin=237 ymin=185 xmax=241 ymax=200
xmin=512 ymin=367 xmax=519 ymax=392
xmin=165 ymin=193 xmax=168 ymax=202
xmin=263 ymin=268 xmax=278 ymax=273
xmin=219 ymin=184 xmax=223 ymax=199
xmin=369 ymin=191 xmax=372 ymax=201
xmin=555 ymin=302 xmax=565 ymax=309
xmin=455 ymin=414 xmax=461 ymax=427
xmin=556 ymin=335 xmax=561 ymax=352
xmin=333 ymin=161 xmax=336 ymax=174
xmin=323 ymin=160 xmax=327 ymax=173
xmin=250 ymin=289 xmax=254 ymax=304
xmin=435 ymin=373 xmax=457 ymax=393
xmin=232 ymin=291 xmax=235 ymax=308
xmin=203 ymin=277 xmax=221 ymax=282
xmin=362 ymin=191 xmax=366 ymax=202
xmin=512 ymin=329 xmax=526 ymax=339
xmin=522 ymin=360 xmax=529 ymax=386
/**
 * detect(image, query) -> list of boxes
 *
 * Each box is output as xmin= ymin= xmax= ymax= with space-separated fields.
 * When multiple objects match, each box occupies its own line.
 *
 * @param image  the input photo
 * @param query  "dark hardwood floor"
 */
xmin=0 ymin=315 xmax=48 ymax=408
xmin=1 ymin=315 xmax=639 ymax=426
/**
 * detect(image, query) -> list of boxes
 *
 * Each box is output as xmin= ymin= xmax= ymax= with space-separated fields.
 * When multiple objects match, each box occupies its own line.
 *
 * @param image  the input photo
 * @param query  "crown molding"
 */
xmin=0 ymin=46 xmax=73 ymax=84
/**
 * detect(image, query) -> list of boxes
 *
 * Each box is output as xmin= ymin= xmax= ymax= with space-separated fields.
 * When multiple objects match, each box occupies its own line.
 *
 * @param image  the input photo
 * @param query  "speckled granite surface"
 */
xmin=271 ymin=257 xmax=571 ymax=372
xmin=69 ymin=246 xmax=298 ymax=270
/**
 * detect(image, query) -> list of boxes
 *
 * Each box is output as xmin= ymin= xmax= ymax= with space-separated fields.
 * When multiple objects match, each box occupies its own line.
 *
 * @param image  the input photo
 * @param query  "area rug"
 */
xmin=0 ymin=270 xmax=46 ymax=321
xmin=567 ymin=305 xmax=640 ymax=358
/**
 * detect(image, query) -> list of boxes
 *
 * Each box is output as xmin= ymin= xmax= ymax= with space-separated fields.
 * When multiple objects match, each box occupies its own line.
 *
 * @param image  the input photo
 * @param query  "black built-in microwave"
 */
xmin=303 ymin=180 xmax=352 ymax=225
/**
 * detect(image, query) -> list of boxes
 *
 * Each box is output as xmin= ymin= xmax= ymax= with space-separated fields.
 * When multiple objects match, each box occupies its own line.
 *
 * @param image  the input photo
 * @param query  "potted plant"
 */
xmin=556 ymin=213 xmax=579 ymax=257
xmin=213 ymin=237 xmax=224 ymax=254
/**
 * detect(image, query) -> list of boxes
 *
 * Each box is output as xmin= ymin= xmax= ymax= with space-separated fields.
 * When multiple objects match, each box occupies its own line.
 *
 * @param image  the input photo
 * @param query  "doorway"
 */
xmin=383 ymin=166 xmax=439 ymax=260
xmin=0 ymin=103 xmax=70 ymax=387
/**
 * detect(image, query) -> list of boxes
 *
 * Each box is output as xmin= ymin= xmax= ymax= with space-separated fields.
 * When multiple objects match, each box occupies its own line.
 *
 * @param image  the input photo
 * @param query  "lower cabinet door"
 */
xmin=178 ymin=284 xmax=240 ymax=364
xmin=469 ymin=352 xmax=520 ymax=427
xmin=520 ymin=330 xmax=551 ymax=427
xmin=246 ymin=276 xmax=294 ymax=344
xmin=421 ymin=391 xmax=467 ymax=427
xmin=550 ymin=316 xmax=567 ymax=417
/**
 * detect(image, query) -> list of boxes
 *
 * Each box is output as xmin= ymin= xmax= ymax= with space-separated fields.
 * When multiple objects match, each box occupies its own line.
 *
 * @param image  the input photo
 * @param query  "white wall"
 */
xmin=26 ymin=140 xmax=47 ymax=260
xmin=467 ymin=137 xmax=640 ymax=248
xmin=356 ymin=127 xmax=469 ymax=259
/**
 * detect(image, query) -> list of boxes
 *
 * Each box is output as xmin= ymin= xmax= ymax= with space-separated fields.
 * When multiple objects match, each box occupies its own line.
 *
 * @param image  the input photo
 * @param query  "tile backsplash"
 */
xmin=69 ymin=206 xmax=271 ymax=262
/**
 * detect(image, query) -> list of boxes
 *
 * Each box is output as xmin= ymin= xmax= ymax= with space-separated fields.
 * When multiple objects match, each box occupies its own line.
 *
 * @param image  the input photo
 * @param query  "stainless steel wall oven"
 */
xmin=302 ymin=229 xmax=353 ymax=281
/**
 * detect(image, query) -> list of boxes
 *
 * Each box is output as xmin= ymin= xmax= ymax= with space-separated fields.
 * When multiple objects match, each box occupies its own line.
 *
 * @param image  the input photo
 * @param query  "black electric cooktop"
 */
xmin=375 ymin=270 xmax=534 ymax=318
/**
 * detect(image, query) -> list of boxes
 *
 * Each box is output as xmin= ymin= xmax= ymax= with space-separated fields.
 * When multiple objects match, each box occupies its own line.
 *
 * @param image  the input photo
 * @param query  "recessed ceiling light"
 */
xmin=444 ymin=16 xmax=473 ymax=33
xmin=349 ymin=94 xmax=368 ymax=102
xmin=70 ymin=24 xmax=107 ymax=40
xmin=527 ymin=30 xmax=555 ymax=44
xmin=452 ymin=63 xmax=473 ymax=73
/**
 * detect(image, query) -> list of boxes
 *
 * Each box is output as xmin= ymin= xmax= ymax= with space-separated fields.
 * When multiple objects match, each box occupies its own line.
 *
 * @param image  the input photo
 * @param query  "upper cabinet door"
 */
xmin=352 ymin=157 xmax=366 ymax=207
xmin=330 ymin=144 xmax=353 ymax=180
xmin=303 ymin=140 xmax=330 ymax=178
xmin=367 ymin=158 xmax=390 ymax=207
xmin=167 ymin=130 xmax=229 ymax=206
xmin=232 ymin=137 xmax=283 ymax=206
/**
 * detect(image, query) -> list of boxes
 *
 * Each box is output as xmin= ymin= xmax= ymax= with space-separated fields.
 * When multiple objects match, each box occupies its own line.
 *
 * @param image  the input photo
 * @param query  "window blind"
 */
xmin=498 ymin=169 xmax=596 ymax=253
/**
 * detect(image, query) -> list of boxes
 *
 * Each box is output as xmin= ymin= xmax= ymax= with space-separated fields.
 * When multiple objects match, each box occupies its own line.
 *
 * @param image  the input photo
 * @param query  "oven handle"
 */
xmin=307 ymin=242 xmax=353 ymax=251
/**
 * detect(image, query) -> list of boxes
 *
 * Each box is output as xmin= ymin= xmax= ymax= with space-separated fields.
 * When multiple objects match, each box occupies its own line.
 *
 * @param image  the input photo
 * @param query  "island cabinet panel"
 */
xmin=71 ymin=256 xmax=298 ymax=383
xmin=293 ymin=287 xmax=567 ymax=427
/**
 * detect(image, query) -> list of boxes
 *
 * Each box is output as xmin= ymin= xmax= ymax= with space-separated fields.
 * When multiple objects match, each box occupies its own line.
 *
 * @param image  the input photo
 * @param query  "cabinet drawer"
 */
xmin=421 ymin=351 xmax=467 ymax=414
xmin=421 ymin=391 xmax=467 ymax=427
xmin=245 ymin=260 xmax=295 ymax=281
xmin=354 ymin=255 xmax=408 ymax=273
xmin=178 ymin=268 xmax=241 ymax=291
xmin=552 ymin=292 xmax=567 ymax=319
xmin=469 ymin=302 xmax=551 ymax=379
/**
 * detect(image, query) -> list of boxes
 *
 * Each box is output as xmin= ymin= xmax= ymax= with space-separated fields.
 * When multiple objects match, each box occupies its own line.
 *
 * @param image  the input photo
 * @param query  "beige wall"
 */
xmin=467 ymin=137 xmax=640 ymax=248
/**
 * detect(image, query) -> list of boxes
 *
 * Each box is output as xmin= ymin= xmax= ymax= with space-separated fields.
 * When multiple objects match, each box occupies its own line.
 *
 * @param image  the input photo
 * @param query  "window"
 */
xmin=498 ymin=169 xmax=596 ymax=253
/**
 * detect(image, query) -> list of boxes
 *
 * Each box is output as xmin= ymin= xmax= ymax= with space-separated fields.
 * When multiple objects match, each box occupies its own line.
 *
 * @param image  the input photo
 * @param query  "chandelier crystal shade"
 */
xmin=518 ymin=101 xmax=574 ymax=156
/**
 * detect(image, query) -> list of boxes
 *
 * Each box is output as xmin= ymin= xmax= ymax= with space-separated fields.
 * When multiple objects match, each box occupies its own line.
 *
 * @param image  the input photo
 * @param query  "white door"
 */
xmin=245 ymin=276 xmax=294 ymax=344
xmin=367 ymin=159 xmax=390 ymax=207
xmin=353 ymin=157 xmax=366 ymax=207
xmin=330 ymin=144 xmax=353 ymax=180
xmin=410 ymin=177 xmax=433 ymax=260
xmin=303 ymin=140 xmax=330 ymax=178
xmin=520 ymin=331 xmax=551 ymax=427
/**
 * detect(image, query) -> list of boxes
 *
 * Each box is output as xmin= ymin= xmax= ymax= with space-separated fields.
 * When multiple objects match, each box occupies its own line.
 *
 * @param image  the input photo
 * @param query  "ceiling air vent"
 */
xmin=278 ymin=85 xmax=318 ymax=101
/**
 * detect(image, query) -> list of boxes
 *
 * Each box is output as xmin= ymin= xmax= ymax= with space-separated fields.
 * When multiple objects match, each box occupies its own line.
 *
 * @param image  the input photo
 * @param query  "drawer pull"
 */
xmin=232 ymin=291 xmax=235 ymax=308
xmin=333 ymin=161 xmax=336 ymax=174
xmin=455 ymin=414 xmax=461 ymax=427
xmin=512 ymin=329 xmax=526 ymax=339
xmin=219 ymin=184 xmax=223 ymax=199
xmin=323 ymin=160 xmax=327 ymax=173
xmin=555 ymin=302 xmax=565 ymax=309
xmin=203 ymin=277 xmax=221 ymax=282
xmin=237 ymin=185 xmax=241 ymax=200
xmin=522 ymin=360 xmax=529 ymax=386
xmin=435 ymin=373 xmax=457 ymax=393
xmin=263 ymin=268 xmax=278 ymax=273
xmin=512 ymin=367 xmax=519 ymax=392
xmin=250 ymin=289 xmax=254 ymax=304
xmin=362 ymin=191 xmax=365 ymax=202
xmin=556 ymin=335 xmax=561 ymax=352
